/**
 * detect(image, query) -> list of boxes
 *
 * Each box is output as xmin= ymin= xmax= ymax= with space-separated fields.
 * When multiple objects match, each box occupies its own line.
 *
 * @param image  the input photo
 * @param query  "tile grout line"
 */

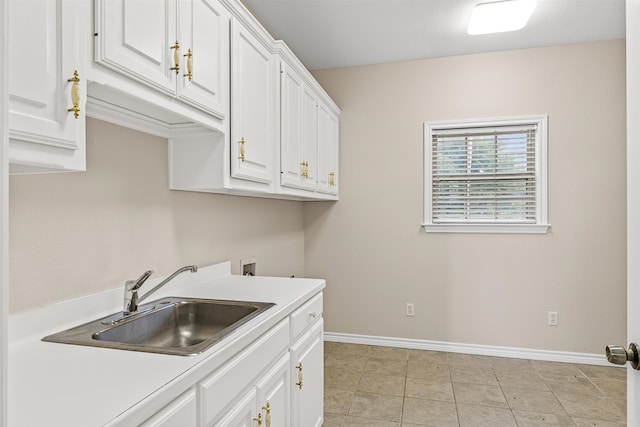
xmin=400 ymin=358 xmax=407 ymax=426
xmin=450 ymin=364 xmax=462 ymax=427
xmin=402 ymin=353 xmax=408 ymax=426
xmin=494 ymin=366 xmax=519 ymax=426
xmin=345 ymin=351 xmax=366 ymax=423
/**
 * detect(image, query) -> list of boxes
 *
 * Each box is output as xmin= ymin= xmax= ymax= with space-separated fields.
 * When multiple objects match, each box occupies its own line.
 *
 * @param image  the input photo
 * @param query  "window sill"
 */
xmin=422 ymin=223 xmax=551 ymax=234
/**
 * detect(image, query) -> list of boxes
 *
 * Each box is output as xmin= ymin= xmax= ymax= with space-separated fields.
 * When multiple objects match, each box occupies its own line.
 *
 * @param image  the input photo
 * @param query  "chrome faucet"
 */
xmin=123 ymin=265 xmax=198 ymax=314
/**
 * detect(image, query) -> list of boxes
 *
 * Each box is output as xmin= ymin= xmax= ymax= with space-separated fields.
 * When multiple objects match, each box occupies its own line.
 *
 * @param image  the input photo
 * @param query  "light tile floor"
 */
xmin=323 ymin=342 xmax=626 ymax=427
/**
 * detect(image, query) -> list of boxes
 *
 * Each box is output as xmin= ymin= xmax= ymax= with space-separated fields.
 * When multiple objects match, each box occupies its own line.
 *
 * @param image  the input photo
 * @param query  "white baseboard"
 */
xmin=324 ymin=332 xmax=614 ymax=367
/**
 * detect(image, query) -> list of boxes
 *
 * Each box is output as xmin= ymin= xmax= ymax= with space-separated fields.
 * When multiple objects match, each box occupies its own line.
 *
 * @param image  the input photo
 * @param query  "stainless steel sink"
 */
xmin=42 ymin=297 xmax=275 ymax=356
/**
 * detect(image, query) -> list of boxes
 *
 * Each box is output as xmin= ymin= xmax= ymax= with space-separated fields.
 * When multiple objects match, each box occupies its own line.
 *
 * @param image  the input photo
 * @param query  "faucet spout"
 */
xmin=123 ymin=265 xmax=198 ymax=314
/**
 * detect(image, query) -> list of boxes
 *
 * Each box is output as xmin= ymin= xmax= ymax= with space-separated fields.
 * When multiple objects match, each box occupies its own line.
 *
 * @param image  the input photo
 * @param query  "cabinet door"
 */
xmin=177 ymin=0 xmax=229 ymax=118
xmin=281 ymin=63 xmax=318 ymax=192
xmin=230 ymin=19 xmax=276 ymax=184
xmin=280 ymin=63 xmax=304 ymax=188
xmin=199 ymin=319 xmax=289 ymax=426
xmin=94 ymin=0 xmax=177 ymax=96
xmin=141 ymin=389 xmax=197 ymax=427
xmin=317 ymin=103 xmax=339 ymax=195
xmin=290 ymin=320 xmax=324 ymax=427
xmin=301 ymin=86 xmax=319 ymax=191
xmin=8 ymin=0 xmax=86 ymax=172
xmin=256 ymin=354 xmax=291 ymax=427
xmin=212 ymin=387 xmax=258 ymax=427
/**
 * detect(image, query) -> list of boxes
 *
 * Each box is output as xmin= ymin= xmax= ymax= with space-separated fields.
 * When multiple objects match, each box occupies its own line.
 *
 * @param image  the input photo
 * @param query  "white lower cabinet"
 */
xmin=141 ymin=389 xmax=197 ymax=427
xmin=215 ymin=354 xmax=290 ymax=427
xmin=124 ymin=291 xmax=323 ymax=427
xmin=200 ymin=318 xmax=289 ymax=426
xmin=290 ymin=320 xmax=324 ymax=427
xmin=212 ymin=387 xmax=257 ymax=427
xmin=256 ymin=354 xmax=291 ymax=427
xmin=202 ymin=292 xmax=323 ymax=427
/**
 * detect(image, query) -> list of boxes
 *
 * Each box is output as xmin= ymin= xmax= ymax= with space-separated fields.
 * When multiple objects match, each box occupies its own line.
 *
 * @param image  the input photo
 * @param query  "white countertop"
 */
xmin=8 ymin=261 xmax=325 ymax=427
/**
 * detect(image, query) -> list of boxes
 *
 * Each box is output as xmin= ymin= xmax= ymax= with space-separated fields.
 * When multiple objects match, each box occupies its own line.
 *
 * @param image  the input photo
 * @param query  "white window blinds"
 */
xmin=430 ymin=124 xmax=538 ymax=224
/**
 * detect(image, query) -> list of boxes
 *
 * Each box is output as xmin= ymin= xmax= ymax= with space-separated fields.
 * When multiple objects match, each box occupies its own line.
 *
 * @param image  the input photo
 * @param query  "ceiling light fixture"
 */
xmin=467 ymin=0 xmax=537 ymax=35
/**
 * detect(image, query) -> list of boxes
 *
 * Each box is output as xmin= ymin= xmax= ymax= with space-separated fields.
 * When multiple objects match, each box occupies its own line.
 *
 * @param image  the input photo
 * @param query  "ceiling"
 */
xmin=240 ymin=0 xmax=626 ymax=70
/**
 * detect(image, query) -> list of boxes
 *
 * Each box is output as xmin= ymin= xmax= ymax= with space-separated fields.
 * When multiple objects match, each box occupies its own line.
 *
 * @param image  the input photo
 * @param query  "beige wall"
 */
xmin=306 ymin=40 xmax=627 ymax=354
xmin=8 ymin=41 xmax=627 ymax=354
xmin=9 ymin=118 xmax=305 ymax=313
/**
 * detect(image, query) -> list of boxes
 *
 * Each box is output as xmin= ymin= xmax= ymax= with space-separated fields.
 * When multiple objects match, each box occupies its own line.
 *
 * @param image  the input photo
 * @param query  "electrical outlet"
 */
xmin=548 ymin=311 xmax=558 ymax=326
xmin=406 ymin=303 xmax=415 ymax=317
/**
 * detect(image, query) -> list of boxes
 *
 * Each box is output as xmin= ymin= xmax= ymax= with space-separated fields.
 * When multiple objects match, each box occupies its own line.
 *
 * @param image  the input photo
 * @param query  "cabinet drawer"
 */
xmin=290 ymin=292 xmax=323 ymax=340
xmin=199 ymin=318 xmax=290 ymax=426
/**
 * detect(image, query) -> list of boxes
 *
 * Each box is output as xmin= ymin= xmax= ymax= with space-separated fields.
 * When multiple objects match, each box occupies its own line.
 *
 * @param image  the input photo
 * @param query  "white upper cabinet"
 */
xmin=276 ymin=41 xmax=339 ymax=200
xmin=317 ymin=102 xmax=339 ymax=195
xmin=280 ymin=63 xmax=304 ymax=188
xmin=8 ymin=0 xmax=87 ymax=173
xmin=94 ymin=0 xmax=176 ymax=96
xmin=94 ymin=0 xmax=229 ymax=119
xmin=230 ymin=18 xmax=277 ymax=185
xmin=280 ymin=61 xmax=319 ymax=192
xmin=301 ymin=86 xmax=319 ymax=191
xmin=177 ymin=0 xmax=229 ymax=116
xmin=90 ymin=0 xmax=338 ymax=200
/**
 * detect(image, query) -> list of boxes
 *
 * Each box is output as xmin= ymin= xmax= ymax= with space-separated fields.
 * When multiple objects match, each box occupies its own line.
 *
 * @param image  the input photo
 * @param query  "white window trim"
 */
xmin=423 ymin=115 xmax=550 ymax=234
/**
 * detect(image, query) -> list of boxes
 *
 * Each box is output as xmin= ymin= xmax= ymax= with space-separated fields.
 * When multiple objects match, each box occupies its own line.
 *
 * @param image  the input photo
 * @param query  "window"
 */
xmin=423 ymin=116 xmax=549 ymax=233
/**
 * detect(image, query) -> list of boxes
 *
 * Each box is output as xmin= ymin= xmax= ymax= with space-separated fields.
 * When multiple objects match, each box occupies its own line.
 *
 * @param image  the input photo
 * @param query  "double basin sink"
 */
xmin=43 ymin=297 xmax=275 ymax=356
